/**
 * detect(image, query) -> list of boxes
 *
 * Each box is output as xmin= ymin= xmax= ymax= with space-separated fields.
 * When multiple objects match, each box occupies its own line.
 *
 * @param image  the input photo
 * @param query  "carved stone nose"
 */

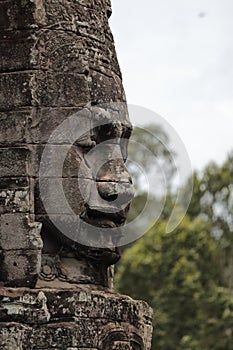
xmin=96 ymin=160 xmax=134 ymax=207
xmin=97 ymin=179 xmax=134 ymax=206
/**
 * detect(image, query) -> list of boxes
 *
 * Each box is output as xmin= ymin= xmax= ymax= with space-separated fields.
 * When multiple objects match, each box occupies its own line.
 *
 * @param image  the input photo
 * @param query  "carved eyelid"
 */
xmin=90 ymin=123 xmax=132 ymax=144
xmin=74 ymin=124 xmax=132 ymax=152
xmin=93 ymin=123 xmax=122 ymax=142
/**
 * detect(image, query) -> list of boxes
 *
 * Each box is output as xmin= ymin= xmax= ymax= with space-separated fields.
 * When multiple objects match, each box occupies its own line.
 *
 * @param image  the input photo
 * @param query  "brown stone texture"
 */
xmin=0 ymin=287 xmax=153 ymax=350
xmin=0 ymin=0 xmax=153 ymax=348
xmin=0 ymin=0 xmax=126 ymax=288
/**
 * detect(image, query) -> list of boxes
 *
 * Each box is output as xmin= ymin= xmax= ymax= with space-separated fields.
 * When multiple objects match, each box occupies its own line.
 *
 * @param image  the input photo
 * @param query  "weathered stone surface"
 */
xmin=0 ymin=214 xmax=42 ymax=250
xmin=26 ymin=107 xmax=85 ymax=144
xmin=34 ymin=178 xmax=85 ymax=215
xmin=0 ymin=30 xmax=34 ymax=72
xmin=0 ymin=178 xmax=28 ymax=190
xmin=0 ymin=250 xmax=41 ymax=287
xmin=0 ymin=177 xmax=32 ymax=215
xmin=0 ymin=288 xmax=153 ymax=349
xmin=0 ymin=0 xmax=35 ymax=30
xmin=0 ymin=108 xmax=90 ymax=146
xmin=0 ymin=111 xmax=31 ymax=145
xmin=0 ymin=323 xmax=32 ymax=350
xmin=0 ymin=0 xmax=153 ymax=348
xmin=31 ymin=30 xmax=89 ymax=74
xmin=27 ymin=145 xmax=82 ymax=178
xmin=38 ymin=255 xmax=111 ymax=287
xmin=0 ymin=187 xmax=30 ymax=214
xmin=0 ymin=148 xmax=29 ymax=177
xmin=0 ymin=177 xmax=31 ymax=214
xmin=89 ymin=70 xmax=126 ymax=104
xmin=32 ymin=72 xmax=90 ymax=108
xmin=0 ymin=73 xmax=33 ymax=111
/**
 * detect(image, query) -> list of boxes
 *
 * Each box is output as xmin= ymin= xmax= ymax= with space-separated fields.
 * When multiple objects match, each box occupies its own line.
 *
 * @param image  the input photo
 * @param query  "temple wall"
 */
xmin=0 ymin=1 xmax=153 ymax=349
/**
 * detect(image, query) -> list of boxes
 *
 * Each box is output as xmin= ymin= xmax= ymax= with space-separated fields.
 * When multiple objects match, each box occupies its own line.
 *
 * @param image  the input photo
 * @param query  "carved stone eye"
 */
xmin=93 ymin=122 xmax=122 ymax=144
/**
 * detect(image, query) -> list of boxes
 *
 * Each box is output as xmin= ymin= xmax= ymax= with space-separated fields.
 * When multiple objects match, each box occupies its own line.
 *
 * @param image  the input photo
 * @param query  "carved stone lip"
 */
xmin=79 ymin=246 xmax=121 ymax=265
xmin=80 ymin=208 xmax=124 ymax=248
xmin=83 ymin=207 xmax=126 ymax=228
xmin=86 ymin=218 xmax=117 ymax=229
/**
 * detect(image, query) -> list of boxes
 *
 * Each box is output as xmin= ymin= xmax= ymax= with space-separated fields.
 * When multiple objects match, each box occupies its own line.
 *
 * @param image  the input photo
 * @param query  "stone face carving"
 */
xmin=37 ymin=105 xmax=134 ymax=287
xmin=0 ymin=1 xmax=153 ymax=349
xmin=0 ymin=0 xmax=133 ymax=288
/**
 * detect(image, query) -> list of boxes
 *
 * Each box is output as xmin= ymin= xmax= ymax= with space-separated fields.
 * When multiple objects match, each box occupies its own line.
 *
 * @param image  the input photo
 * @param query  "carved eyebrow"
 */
xmin=90 ymin=122 xmax=132 ymax=143
xmin=74 ymin=130 xmax=96 ymax=148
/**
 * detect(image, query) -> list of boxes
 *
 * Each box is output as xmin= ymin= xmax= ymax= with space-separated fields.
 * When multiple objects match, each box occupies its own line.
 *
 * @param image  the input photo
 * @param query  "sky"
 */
xmin=110 ymin=0 xmax=233 ymax=172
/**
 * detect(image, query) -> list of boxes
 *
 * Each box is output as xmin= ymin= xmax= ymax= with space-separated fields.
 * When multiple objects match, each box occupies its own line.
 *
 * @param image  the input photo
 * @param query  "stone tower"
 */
xmin=0 ymin=1 xmax=153 ymax=349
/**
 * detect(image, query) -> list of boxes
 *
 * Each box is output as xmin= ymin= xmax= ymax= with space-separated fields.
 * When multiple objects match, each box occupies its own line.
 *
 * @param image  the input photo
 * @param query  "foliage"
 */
xmin=116 ymin=143 xmax=233 ymax=349
xmin=188 ymin=152 xmax=233 ymax=243
xmin=187 ymin=151 xmax=233 ymax=288
xmin=115 ymin=217 xmax=233 ymax=350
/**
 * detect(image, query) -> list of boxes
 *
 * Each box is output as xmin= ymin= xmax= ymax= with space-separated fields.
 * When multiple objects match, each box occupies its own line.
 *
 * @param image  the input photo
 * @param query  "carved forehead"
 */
xmin=90 ymin=105 xmax=133 ymax=136
xmin=91 ymin=104 xmax=131 ymax=124
xmin=72 ymin=105 xmax=132 ymax=146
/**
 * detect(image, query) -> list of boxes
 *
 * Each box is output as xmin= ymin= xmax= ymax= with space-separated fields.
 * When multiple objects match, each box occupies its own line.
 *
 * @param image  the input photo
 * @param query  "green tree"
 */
xmin=115 ymin=217 xmax=233 ymax=350
xmin=188 ymin=152 xmax=233 ymax=243
xmin=187 ymin=151 xmax=233 ymax=288
xmin=116 ymin=150 xmax=233 ymax=349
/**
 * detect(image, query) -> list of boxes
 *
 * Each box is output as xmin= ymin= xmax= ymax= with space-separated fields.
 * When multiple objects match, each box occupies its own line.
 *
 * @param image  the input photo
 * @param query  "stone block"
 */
xmin=0 ymin=30 xmax=34 ymax=72
xmin=39 ymin=256 xmax=109 ymax=286
xmin=35 ymin=213 xmax=81 ymax=246
xmin=32 ymin=71 xmax=90 ymax=107
xmin=0 ymin=188 xmax=30 ymax=214
xmin=0 ymin=177 xmax=29 ymax=190
xmin=28 ymin=144 xmax=82 ymax=178
xmin=0 ymin=323 xmax=32 ymax=350
xmin=0 ymin=72 xmax=33 ymax=111
xmin=32 ymin=0 xmax=109 ymax=32
xmin=0 ymin=111 xmax=31 ymax=145
xmin=0 ymin=108 xmax=90 ymax=146
xmin=0 ymin=213 xmax=42 ymax=250
xmin=32 ymin=320 xmax=100 ymax=348
xmin=0 ymin=177 xmax=31 ymax=214
xmin=0 ymin=0 xmax=35 ymax=30
xmin=34 ymin=177 xmax=85 ymax=215
xmin=26 ymin=107 xmax=91 ymax=144
xmin=0 ymin=249 xmax=41 ymax=287
xmin=0 ymin=288 xmax=153 ymax=349
xmin=89 ymin=70 xmax=125 ymax=104
xmin=87 ymin=36 xmax=121 ymax=78
xmin=0 ymin=111 xmax=97 ymax=153
xmin=0 ymin=147 xmax=29 ymax=177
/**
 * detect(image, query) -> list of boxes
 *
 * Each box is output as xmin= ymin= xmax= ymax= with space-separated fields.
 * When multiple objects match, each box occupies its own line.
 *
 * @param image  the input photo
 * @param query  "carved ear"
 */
xmin=130 ymin=332 xmax=144 ymax=350
xmin=98 ymin=324 xmax=127 ymax=349
xmin=98 ymin=324 xmax=144 ymax=350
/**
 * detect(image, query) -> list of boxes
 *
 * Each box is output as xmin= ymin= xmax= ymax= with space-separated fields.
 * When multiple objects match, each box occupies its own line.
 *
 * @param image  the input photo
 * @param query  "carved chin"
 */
xmin=75 ymin=245 xmax=121 ymax=266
